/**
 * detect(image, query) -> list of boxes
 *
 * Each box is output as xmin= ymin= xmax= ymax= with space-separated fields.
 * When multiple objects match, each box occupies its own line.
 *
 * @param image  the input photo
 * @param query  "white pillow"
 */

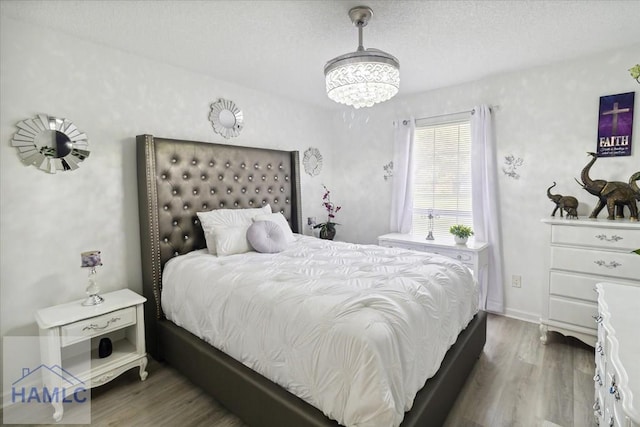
xmin=246 ymin=221 xmax=288 ymax=253
xmin=214 ymin=225 xmax=252 ymax=256
xmin=252 ymin=212 xmax=295 ymax=243
xmin=197 ymin=205 xmax=272 ymax=255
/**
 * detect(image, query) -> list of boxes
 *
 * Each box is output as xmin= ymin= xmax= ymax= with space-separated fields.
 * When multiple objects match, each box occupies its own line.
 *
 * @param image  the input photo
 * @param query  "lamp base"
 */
xmin=82 ymin=294 xmax=104 ymax=306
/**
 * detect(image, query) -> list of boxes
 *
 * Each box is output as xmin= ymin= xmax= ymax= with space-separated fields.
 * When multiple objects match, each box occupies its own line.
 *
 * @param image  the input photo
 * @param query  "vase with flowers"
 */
xmin=314 ymin=185 xmax=341 ymax=240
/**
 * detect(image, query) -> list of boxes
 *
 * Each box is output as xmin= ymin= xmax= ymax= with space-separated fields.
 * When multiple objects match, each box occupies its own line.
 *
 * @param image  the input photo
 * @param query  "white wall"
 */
xmin=330 ymin=44 xmax=640 ymax=321
xmin=0 ymin=17 xmax=337 ymax=346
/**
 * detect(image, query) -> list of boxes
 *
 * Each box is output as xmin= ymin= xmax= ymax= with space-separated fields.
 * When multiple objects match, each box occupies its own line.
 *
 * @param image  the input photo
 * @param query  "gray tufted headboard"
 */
xmin=136 ymin=135 xmax=302 ymax=351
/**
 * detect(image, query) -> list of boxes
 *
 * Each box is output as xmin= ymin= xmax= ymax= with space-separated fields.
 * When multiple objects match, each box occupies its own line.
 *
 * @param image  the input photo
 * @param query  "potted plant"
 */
xmin=449 ymin=224 xmax=474 ymax=245
xmin=314 ymin=185 xmax=341 ymax=240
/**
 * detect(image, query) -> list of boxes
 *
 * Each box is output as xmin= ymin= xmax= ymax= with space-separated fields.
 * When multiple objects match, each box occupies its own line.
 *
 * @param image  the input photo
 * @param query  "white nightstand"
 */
xmin=378 ymin=233 xmax=489 ymax=279
xmin=35 ymin=288 xmax=148 ymax=422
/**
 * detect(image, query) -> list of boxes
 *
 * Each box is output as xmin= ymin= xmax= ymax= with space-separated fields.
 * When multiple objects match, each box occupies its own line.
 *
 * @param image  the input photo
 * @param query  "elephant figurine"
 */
xmin=547 ymin=182 xmax=579 ymax=218
xmin=576 ymin=152 xmax=639 ymax=221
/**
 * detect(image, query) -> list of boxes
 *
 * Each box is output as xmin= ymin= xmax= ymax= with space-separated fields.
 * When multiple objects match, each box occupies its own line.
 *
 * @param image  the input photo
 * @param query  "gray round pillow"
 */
xmin=246 ymin=220 xmax=288 ymax=253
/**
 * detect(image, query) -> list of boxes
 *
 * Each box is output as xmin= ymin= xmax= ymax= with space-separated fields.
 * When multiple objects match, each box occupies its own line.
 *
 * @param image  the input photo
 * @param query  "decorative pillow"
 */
xmin=214 ymin=225 xmax=252 ymax=257
xmin=197 ymin=205 xmax=272 ymax=255
xmin=252 ymin=212 xmax=295 ymax=243
xmin=246 ymin=221 xmax=288 ymax=253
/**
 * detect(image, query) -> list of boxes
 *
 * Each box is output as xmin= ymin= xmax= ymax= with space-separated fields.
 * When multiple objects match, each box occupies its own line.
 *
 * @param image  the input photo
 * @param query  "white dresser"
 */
xmin=377 ymin=233 xmax=488 ymax=278
xmin=540 ymin=219 xmax=640 ymax=346
xmin=594 ymin=282 xmax=639 ymax=427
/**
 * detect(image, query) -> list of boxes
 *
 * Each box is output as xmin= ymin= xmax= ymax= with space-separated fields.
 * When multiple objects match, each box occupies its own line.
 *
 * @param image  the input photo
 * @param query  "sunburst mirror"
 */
xmin=209 ymin=98 xmax=244 ymax=139
xmin=11 ymin=114 xmax=90 ymax=173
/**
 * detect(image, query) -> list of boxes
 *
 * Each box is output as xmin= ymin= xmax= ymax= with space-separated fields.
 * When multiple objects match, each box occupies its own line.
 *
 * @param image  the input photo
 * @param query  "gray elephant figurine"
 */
xmin=547 ymin=182 xmax=579 ymax=218
xmin=576 ymin=152 xmax=639 ymax=221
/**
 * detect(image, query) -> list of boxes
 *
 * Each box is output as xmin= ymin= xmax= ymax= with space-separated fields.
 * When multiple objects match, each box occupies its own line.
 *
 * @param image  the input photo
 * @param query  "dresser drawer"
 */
xmin=550 ymin=247 xmax=640 ymax=281
xmin=61 ymin=307 xmax=136 ymax=346
xmin=551 ymin=225 xmax=640 ymax=251
xmin=548 ymin=297 xmax=597 ymax=329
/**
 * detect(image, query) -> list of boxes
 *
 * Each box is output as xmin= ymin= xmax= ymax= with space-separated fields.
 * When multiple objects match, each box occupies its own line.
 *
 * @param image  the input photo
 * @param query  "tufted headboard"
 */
xmin=136 ymin=135 xmax=302 ymax=351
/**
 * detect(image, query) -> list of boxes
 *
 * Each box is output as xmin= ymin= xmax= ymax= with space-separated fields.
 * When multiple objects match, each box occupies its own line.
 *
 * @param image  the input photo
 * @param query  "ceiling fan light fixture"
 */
xmin=324 ymin=6 xmax=400 ymax=109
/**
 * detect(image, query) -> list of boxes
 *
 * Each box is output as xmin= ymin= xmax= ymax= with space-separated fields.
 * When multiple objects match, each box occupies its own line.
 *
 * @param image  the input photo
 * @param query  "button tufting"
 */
xmin=163 ymin=205 xmax=169 ymax=210
xmin=227 ymin=189 xmax=231 ymax=194
xmin=172 ymin=189 xmax=178 ymax=195
xmin=161 ymin=174 xmax=167 ymax=179
xmin=210 ymin=189 xmax=215 ymax=194
xmin=194 ymin=219 xmax=199 ymax=224
xmin=285 ymin=198 xmax=290 ymax=203
xmin=285 ymin=176 xmax=289 ymax=181
xmin=275 ymin=176 xmax=279 ymax=181
xmin=241 ymin=188 xmax=246 ymax=193
xmin=279 ymin=165 xmax=283 ymax=170
xmin=225 ymin=162 xmax=230 ymax=168
xmin=262 ymin=175 xmax=266 ymax=181
xmin=274 ymin=198 xmax=279 ymax=204
xmin=262 ymin=200 xmax=267 ymax=205
xmin=183 ymin=174 xmax=188 ymax=179
xmin=234 ymin=202 xmax=238 ymax=207
xmin=254 ymin=163 xmax=259 ymax=169
xmin=163 ymin=238 xmax=168 ymax=243
xmin=218 ymin=175 xmax=223 ymax=180
xmin=280 ymin=209 xmax=285 ymax=214
xmin=234 ymin=176 xmax=239 ymax=181
xmin=201 ymin=175 xmax=206 ymax=180
xmin=183 ymin=205 xmax=189 ymax=210
xmin=249 ymin=201 xmax=254 ymax=205
xmin=172 ymin=158 xmax=177 ymax=163
xmin=267 ymin=164 xmax=272 ymax=169
xmin=193 ymin=189 xmax=198 ymax=195
xmin=280 ymin=187 xmax=284 ymax=192
xmin=174 ymin=251 xmax=179 ymax=256
xmin=248 ymin=176 xmax=253 ymax=181
xmin=191 ymin=160 xmax=197 ymax=165
xmin=173 ymin=220 xmax=178 ymax=226
xmin=202 ymin=204 xmax=207 ymax=209
xmin=268 ymin=188 xmax=273 ymax=193
xmin=184 ymin=235 xmax=189 ymax=240
xmin=220 ymin=202 xmax=225 ymax=207
xmin=209 ymin=161 xmax=214 ymax=166
xmin=255 ymin=189 xmax=260 ymax=193
xmin=241 ymin=163 xmax=246 ymax=168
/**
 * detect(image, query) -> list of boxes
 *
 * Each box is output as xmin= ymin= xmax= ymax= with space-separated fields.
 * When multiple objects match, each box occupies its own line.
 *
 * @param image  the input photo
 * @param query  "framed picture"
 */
xmin=597 ymin=91 xmax=635 ymax=157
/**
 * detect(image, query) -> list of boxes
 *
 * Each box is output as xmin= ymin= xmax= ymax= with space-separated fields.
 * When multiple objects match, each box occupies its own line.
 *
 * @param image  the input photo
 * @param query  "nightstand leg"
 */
xmin=539 ymin=324 xmax=548 ymax=344
xmin=52 ymin=402 xmax=63 ymax=422
xmin=139 ymin=356 xmax=148 ymax=381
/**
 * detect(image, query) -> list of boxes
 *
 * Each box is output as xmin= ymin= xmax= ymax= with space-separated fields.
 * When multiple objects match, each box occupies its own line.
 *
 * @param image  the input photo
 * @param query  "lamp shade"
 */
xmin=324 ymin=49 xmax=400 ymax=109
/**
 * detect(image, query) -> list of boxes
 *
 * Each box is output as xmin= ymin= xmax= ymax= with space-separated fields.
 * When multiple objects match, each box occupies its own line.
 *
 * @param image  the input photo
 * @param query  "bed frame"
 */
xmin=136 ymin=134 xmax=487 ymax=426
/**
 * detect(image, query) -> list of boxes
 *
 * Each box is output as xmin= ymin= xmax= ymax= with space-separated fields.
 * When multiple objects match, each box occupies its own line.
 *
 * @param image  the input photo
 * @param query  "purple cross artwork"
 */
xmin=597 ymin=91 xmax=634 ymax=157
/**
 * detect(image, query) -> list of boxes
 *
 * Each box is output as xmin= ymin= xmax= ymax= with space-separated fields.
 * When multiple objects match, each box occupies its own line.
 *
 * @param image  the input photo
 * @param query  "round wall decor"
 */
xmin=209 ymin=98 xmax=244 ymax=139
xmin=11 ymin=114 xmax=90 ymax=173
xmin=303 ymin=147 xmax=323 ymax=176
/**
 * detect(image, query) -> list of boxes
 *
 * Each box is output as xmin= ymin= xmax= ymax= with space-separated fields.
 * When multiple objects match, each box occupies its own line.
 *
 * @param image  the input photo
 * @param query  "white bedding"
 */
xmin=162 ymin=235 xmax=479 ymax=427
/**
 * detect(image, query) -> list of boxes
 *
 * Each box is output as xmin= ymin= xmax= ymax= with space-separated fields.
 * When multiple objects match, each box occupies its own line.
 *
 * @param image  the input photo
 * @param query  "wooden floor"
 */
xmin=13 ymin=314 xmax=596 ymax=427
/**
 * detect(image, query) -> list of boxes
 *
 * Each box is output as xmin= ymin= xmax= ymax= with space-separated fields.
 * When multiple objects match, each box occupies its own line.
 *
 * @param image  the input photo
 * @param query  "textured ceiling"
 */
xmin=2 ymin=0 xmax=640 ymax=110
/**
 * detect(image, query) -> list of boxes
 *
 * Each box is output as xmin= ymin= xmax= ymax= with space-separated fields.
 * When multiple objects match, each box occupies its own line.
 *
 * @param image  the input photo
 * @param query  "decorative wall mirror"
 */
xmin=11 ymin=114 xmax=90 ymax=173
xmin=303 ymin=147 xmax=323 ymax=176
xmin=209 ymin=98 xmax=243 ymax=139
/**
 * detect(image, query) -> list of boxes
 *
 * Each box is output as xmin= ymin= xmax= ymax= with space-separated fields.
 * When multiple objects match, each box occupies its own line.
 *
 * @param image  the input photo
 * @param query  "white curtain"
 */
xmin=471 ymin=105 xmax=505 ymax=313
xmin=390 ymin=118 xmax=415 ymax=233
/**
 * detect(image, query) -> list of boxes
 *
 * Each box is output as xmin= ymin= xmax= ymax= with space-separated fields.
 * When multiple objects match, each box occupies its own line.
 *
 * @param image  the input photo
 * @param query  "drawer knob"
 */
xmin=609 ymin=415 xmax=614 ymax=427
xmin=594 ymin=234 xmax=623 ymax=242
xmin=594 ymin=260 xmax=622 ymax=269
xmin=593 ymin=398 xmax=601 ymax=415
xmin=82 ymin=316 xmax=121 ymax=331
xmin=593 ymin=315 xmax=603 ymax=324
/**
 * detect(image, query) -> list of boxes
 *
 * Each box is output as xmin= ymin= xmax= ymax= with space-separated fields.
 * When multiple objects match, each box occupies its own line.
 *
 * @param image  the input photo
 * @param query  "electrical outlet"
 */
xmin=512 ymin=275 xmax=522 ymax=288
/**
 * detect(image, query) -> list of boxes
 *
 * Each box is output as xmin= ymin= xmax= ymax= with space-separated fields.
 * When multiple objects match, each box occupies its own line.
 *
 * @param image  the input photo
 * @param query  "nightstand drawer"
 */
xmin=61 ymin=307 xmax=136 ymax=346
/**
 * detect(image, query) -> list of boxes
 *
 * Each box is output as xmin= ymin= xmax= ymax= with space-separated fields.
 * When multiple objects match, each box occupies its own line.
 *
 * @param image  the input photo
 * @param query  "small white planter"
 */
xmin=454 ymin=236 xmax=468 ymax=245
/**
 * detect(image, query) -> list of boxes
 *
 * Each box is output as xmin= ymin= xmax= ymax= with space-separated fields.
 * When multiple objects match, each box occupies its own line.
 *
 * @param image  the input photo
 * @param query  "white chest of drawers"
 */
xmin=377 ymin=233 xmax=488 ymax=278
xmin=540 ymin=219 xmax=640 ymax=346
xmin=594 ymin=282 xmax=640 ymax=427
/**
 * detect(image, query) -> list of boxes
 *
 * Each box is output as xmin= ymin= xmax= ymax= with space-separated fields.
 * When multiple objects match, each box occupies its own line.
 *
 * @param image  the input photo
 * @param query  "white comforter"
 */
xmin=162 ymin=235 xmax=479 ymax=427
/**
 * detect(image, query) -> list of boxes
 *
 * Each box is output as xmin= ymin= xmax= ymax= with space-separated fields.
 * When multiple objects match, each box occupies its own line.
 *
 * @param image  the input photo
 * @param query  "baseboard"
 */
xmin=501 ymin=308 xmax=539 ymax=324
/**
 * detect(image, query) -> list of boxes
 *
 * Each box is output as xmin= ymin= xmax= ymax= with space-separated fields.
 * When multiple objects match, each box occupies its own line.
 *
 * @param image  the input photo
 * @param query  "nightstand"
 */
xmin=35 ymin=288 xmax=148 ymax=422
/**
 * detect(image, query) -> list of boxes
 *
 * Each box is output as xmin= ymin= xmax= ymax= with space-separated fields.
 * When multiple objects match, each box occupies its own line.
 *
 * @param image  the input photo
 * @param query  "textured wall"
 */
xmin=330 ymin=44 xmax=640 ymax=321
xmin=0 ymin=17 xmax=337 ymax=343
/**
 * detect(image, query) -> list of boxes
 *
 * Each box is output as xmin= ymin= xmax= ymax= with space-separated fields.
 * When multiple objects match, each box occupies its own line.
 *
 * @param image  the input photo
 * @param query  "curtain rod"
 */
xmin=400 ymin=105 xmax=500 ymax=125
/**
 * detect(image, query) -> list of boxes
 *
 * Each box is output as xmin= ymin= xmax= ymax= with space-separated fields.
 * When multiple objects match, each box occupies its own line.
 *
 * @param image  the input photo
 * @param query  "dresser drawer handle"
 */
xmin=594 ymin=373 xmax=602 ymax=386
xmin=82 ymin=316 xmax=121 ymax=331
xmin=595 ymin=234 xmax=623 ymax=242
xmin=593 ymin=398 xmax=601 ymax=416
xmin=594 ymin=260 xmax=621 ymax=269
xmin=609 ymin=415 xmax=614 ymax=427
xmin=593 ymin=315 xmax=603 ymax=324
xmin=596 ymin=343 xmax=604 ymax=356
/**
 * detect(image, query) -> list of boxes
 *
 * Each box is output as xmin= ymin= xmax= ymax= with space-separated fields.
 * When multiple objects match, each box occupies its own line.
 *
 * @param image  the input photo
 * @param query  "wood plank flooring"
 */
xmin=11 ymin=314 xmax=596 ymax=427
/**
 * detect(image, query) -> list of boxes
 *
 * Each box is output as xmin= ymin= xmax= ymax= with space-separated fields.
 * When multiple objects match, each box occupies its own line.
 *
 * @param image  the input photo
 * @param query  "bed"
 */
xmin=136 ymin=134 xmax=487 ymax=427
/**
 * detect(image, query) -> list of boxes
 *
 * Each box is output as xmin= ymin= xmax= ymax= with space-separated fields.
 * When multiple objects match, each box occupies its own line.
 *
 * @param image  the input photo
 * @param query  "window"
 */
xmin=411 ymin=118 xmax=473 ymax=238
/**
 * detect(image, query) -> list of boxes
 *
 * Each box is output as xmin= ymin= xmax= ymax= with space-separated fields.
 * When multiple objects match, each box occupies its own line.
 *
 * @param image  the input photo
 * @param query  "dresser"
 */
xmin=36 ymin=289 xmax=147 ymax=422
xmin=540 ymin=219 xmax=640 ymax=346
xmin=593 ymin=282 xmax=639 ymax=427
xmin=377 ymin=233 xmax=488 ymax=278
